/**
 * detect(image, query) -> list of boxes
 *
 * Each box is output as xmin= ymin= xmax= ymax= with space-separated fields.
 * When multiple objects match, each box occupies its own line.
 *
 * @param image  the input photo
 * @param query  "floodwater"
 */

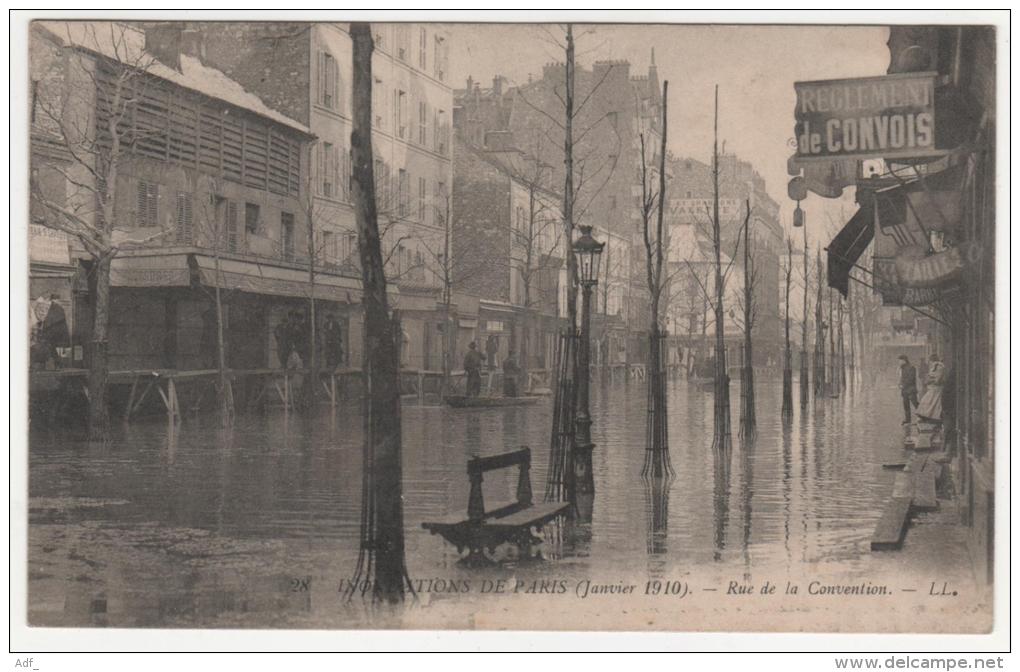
xmin=27 ymin=376 xmax=983 ymax=630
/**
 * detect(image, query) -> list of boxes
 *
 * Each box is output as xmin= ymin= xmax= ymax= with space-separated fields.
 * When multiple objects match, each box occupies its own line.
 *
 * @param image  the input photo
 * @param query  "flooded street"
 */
xmin=28 ymin=377 xmax=983 ymax=630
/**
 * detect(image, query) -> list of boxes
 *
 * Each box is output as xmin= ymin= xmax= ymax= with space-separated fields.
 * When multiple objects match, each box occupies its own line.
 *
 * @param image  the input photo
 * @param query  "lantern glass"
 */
xmin=573 ymin=225 xmax=605 ymax=286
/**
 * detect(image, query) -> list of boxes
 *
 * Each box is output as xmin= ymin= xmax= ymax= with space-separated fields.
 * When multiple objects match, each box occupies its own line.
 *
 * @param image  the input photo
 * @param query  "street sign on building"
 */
xmin=794 ymin=72 xmax=939 ymax=162
xmin=29 ymin=224 xmax=70 ymax=265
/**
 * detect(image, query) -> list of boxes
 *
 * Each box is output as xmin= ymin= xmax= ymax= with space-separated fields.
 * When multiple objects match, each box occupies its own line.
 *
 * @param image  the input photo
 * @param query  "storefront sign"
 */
xmin=29 ymin=224 xmax=70 ymax=265
xmin=893 ymin=241 xmax=978 ymax=288
xmin=794 ymin=72 xmax=939 ymax=162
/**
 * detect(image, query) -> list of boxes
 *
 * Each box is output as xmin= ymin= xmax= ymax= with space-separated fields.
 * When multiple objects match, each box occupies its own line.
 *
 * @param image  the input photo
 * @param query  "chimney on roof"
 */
xmin=492 ymin=75 xmax=505 ymax=95
xmin=180 ymin=26 xmax=206 ymax=63
xmin=144 ymin=22 xmax=184 ymax=72
xmin=466 ymin=75 xmax=474 ymax=91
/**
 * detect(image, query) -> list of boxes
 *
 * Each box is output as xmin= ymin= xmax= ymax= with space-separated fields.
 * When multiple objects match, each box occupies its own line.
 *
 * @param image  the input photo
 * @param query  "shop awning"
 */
xmin=826 ymin=205 xmax=874 ymax=297
xmin=193 ymin=254 xmax=364 ymax=302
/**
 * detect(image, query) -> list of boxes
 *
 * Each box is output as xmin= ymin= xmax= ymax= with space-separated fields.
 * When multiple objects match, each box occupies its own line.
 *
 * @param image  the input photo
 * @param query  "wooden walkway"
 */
xmin=871 ymin=436 xmax=948 ymax=551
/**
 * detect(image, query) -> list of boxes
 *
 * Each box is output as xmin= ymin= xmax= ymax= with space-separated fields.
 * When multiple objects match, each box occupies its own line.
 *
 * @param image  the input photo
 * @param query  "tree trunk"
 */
xmin=563 ymin=26 xmax=577 ymax=335
xmin=782 ymin=237 xmax=793 ymax=416
xmin=740 ymin=200 xmax=755 ymax=437
xmin=87 ymin=254 xmax=113 ymax=441
xmin=212 ymin=259 xmax=232 ymax=427
xmin=711 ymin=85 xmax=730 ymax=447
xmin=350 ymin=22 xmax=407 ymax=603
xmin=800 ymin=227 xmax=809 ymax=408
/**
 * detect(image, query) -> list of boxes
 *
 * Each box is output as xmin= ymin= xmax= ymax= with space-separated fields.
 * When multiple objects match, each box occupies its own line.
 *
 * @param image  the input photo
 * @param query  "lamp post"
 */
xmin=572 ymin=225 xmax=604 ymax=520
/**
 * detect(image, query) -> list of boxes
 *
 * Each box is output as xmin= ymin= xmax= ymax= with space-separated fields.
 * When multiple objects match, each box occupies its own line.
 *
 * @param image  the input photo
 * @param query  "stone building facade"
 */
xmin=194 ymin=21 xmax=455 ymax=370
xmin=30 ymin=21 xmax=321 ymax=375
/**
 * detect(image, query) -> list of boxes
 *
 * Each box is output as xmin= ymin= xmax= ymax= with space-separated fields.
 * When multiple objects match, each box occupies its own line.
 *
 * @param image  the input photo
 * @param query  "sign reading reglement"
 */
xmin=794 ymin=72 xmax=939 ymax=162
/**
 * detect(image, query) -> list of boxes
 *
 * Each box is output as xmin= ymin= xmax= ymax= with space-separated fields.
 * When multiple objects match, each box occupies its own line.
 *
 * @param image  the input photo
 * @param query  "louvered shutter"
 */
xmin=226 ymin=201 xmax=238 ymax=252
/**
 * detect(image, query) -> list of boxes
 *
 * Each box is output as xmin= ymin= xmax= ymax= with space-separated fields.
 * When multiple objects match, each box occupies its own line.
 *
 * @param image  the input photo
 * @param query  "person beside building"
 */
xmin=916 ymin=353 xmax=946 ymax=425
xmin=42 ymin=295 xmax=70 ymax=366
xmin=502 ymin=350 xmax=520 ymax=398
xmin=274 ymin=314 xmax=292 ymax=370
xmin=898 ymin=354 xmax=919 ymax=425
xmin=485 ymin=334 xmax=499 ymax=372
xmin=322 ymin=313 xmax=344 ymax=371
xmin=463 ymin=341 xmax=483 ymax=398
xmin=290 ymin=310 xmax=310 ymax=368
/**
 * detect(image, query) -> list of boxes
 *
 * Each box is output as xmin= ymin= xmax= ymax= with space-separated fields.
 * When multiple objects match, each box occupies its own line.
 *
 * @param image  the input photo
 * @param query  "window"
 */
xmin=397 ymin=25 xmax=410 ymax=61
xmin=322 ymin=230 xmax=337 ymax=264
xmin=417 ymin=176 xmax=426 ymax=222
xmin=319 ymin=142 xmax=338 ymax=197
xmin=318 ymin=51 xmax=339 ymax=110
xmin=418 ymin=27 xmax=427 ymax=69
xmin=398 ymin=169 xmax=409 ymax=217
xmin=435 ymin=108 xmax=448 ymax=154
xmin=433 ymin=35 xmax=447 ymax=81
xmin=418 ymin=100 xmax=428 ymax=145
xmin=225 ymin=201 xmax=239 ymax=252
xmin=395 ymin=89 xmax=407 ymax=139
xmin=609 ymin=195 xmax=617 ymax=210
xmin=137 ymin=180 xmax=159 ymax=228
xmin=245 ymin=203 xmax=260 ymax=235
xmin=343 ymin=231 xmax=357 ymax=262
xmin=281 ymin=212 xmax=295 ymax=260
xmin=373 ymin=77 xmax=385 ymax=129
xmin=174 ymin=191 xmax=192 ymax=243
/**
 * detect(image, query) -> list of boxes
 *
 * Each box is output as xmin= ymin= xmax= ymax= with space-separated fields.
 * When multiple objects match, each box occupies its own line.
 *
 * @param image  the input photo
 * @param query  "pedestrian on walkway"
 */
xmin=916 ymin=353 xmax=946 ymax=424
xmin=502 ymin=350 xmax=520 ymax=398
xmin=323 ymin=313 xmax=344 ymax=371
xmin=898 ymin=354 xmax=919 ymax=424
xmin=290 ymin=310 xmax=310 ymax=368
xmin=485 ymin=334 xmax=499 ymax=372
xmin=464 ymin=341 xmax=483 ymax=397
xmin=274 ymin=313 xmax=292 ymax=370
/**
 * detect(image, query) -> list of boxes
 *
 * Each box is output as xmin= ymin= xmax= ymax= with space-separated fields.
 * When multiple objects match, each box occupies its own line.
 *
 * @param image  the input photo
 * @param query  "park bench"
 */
xmin=422 ymin=447 xmax=569 ymax=564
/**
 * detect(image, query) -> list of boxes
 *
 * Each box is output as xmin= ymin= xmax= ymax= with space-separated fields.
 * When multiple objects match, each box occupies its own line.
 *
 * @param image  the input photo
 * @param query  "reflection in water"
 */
xmin=712 ymin=441 xmax=732 ymax=562
xmin=28 ymin=379 xmax=915 ymax=626
xmin=644 ymin=475 xmax=672 ymax=556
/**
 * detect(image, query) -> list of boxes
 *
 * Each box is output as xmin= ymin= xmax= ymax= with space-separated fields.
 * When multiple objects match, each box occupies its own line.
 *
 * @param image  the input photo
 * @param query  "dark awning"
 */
xmin=826 ymin=205 xmax=874 ymax=297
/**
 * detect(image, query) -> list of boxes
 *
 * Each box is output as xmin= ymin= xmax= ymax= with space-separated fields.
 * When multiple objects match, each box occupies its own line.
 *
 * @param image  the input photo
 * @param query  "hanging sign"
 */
xmin=794 ymin=72 xmax=939 ymax=162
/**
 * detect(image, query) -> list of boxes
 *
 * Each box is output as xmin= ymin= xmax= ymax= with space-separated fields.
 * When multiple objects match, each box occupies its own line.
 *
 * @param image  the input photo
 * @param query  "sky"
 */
xmin=444 ymin=23 xmax=890 ymax=249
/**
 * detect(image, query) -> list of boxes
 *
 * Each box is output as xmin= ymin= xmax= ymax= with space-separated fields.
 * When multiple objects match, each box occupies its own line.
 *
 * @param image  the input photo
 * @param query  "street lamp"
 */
xmin=572 ymin=225 xmax=604 ymax=520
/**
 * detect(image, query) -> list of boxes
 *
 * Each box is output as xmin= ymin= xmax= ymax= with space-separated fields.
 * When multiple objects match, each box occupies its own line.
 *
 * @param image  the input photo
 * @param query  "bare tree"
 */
xmin=710 ymin=85 xmax=731 ymax=449
xmin=782 ymin=235 xmax=794 ymax=417
xmin=347 ymin=22 xmax=410 ymax=603
xmin=636 ymin=80 xmax=672 ymax=476
xmin=735 ymin=201 xmax=757 ymax=438
xmin=30 ymin=23 xmax=171 ymax=440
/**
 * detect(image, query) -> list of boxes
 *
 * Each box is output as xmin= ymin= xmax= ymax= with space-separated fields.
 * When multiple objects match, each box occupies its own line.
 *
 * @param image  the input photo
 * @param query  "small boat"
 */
xmin=444 ymin=395 xmax=543 ymax=408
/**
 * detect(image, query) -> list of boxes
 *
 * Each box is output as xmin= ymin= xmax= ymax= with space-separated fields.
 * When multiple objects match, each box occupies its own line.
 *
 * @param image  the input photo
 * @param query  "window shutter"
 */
xmin=226 ymin=200 xmax=238 ymax=252
xmin=333 ymin=57 xmax=340 ymax=110
xmin=332 ymin=145 xmax=340 ymax=198
xmin=176 ymin=191 xmax=193 ymax=243
xmin=137 ymin=180 xmax=147 ymax=227
xmin=318 ymin=52 xmax=326 ymax=105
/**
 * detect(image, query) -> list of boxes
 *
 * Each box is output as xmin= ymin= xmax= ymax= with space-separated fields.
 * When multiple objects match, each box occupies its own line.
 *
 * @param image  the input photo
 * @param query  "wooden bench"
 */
xmin=422 ymin=447 xmax=569 ymax=564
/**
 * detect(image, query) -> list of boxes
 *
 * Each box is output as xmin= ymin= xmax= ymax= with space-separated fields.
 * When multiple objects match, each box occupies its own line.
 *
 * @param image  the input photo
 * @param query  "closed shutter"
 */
xmin=138 ymin=180 xmax=159 ymax=228
xmin=226 ymin=200 xmax=238 ymax=252
xmin=176 ymin=192 xmax=193 ymax=243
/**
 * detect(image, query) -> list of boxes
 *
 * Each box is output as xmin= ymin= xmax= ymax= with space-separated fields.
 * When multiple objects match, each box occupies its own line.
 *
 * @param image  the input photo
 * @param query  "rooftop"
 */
xmin=36 ymin=21 xmax=312 ymax=136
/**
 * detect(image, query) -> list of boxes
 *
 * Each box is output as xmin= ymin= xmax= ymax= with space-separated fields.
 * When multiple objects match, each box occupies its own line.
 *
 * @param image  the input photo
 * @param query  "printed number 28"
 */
xmin=291 ymin=577 xmax=310 ymax=592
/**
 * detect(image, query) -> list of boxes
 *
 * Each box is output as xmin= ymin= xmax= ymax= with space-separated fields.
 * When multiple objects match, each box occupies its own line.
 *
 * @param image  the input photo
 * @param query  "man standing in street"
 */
xmin=322 ymin=313 xmax=345 ymax=371
xmin=899 ymin=354 xmax=919 ymax=424
xmin=464 ymin=341 xmax=483 ymax=397
xmin=502 ymin=349 xmax=520 ymax=398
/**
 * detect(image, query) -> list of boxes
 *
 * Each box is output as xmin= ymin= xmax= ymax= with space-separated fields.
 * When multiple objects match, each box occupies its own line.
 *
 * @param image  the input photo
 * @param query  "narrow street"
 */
xmin=28 ymin=375 xmax=986 ymax=630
